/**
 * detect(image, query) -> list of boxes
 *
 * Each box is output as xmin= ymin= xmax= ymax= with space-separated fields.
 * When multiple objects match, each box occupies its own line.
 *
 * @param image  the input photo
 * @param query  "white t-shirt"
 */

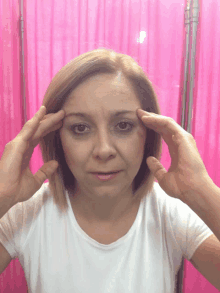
xmin=0 ymin=182 xmax=213 ymax=293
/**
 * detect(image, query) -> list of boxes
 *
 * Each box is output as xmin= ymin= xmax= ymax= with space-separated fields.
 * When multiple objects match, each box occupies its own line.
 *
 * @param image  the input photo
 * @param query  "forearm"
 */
xmin=183 ymin=178 xmax=220 ymax=242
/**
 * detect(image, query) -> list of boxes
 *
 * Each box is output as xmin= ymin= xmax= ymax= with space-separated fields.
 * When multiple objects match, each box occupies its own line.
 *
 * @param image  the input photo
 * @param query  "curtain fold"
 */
xmin=0 ymin=0 xmax=219 ymax=292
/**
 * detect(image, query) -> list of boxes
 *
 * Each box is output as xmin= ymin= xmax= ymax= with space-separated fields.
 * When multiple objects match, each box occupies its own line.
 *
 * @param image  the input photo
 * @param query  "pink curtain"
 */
xmin=0 ymin=0 xmax=220 ymax=292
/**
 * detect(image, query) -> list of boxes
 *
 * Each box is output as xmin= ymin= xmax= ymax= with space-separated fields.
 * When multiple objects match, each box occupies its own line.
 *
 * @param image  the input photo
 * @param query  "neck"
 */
xmin=68 ymin=187 xmax=140 ymax=226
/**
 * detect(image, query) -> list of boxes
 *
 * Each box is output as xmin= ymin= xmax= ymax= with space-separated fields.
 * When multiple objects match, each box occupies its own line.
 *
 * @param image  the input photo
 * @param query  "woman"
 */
xmin=0 ymin=48 xmax=214 ymax=292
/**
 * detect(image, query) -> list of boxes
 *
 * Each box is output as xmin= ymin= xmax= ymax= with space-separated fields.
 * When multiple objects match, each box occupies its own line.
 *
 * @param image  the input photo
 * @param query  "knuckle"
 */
xmin=167 ymin=117 xmax=174 ymax=123
xmin=25 ymin=120 xmax=32 ymax=128
xmin=5 ymin=139 xmax=19 ymax=152
xmin=188 ymin=133 xmax=195 ymax=142
xmin=5 ymin=141 xmax=12 ymax=149
xmin=6 ymin=139 xmax=16 ymax=147
xmin=164 ymin=117 xmax=173 ymax=127
xmin=38 ymin=169 xmax=47 ymax=182
xmin=28 ymin=118 xmax=34 ymax=124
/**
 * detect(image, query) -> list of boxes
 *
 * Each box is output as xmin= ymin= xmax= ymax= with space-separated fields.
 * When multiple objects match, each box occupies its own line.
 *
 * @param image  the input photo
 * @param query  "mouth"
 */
xmin=91 ymin=171 xmax=121 ymax=181
xmin=91 ymin=170 xmax=121 ymax=175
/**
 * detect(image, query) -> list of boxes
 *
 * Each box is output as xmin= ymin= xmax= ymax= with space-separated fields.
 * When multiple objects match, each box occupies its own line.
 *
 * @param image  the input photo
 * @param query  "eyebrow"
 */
xmin=64 ymin=110 xmax=136 ymax=120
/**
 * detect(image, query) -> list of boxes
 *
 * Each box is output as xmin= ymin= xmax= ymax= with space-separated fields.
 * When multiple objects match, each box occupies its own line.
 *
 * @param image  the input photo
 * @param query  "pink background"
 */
xmin=0 ymin=0 xmax=220 ymax=292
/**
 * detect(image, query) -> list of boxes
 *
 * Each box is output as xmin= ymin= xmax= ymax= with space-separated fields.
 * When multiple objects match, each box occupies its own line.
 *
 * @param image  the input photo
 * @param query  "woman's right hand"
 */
xmin=0 ymin=106 xmax=65 ymax=206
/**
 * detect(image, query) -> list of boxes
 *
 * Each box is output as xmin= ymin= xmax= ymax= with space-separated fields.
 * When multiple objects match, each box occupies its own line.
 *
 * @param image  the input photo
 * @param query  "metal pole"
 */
xmin=19 ymin=0 xmax=27 ymax=124
xmin=177 ymin=0 xmax=200 ymax=292
xmin=181 ymin=0 xmax=191 ymax=130
xmin=186 ymin=0 xmax=199 ymax=134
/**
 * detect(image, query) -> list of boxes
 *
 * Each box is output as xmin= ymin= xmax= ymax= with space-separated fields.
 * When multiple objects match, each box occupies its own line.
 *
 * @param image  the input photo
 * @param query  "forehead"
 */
xmin=63 ymin=73 xmax=141 ymax=110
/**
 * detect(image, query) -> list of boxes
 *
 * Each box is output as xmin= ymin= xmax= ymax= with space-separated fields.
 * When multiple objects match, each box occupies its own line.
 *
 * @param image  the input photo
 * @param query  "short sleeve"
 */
xmin=153 ymin=182 xmax=214 ymax=261
xmin=0 ymin=183 xmax=48 ymax=259
xmin=167 ymin=195 xmax=214 ymax=261
xmin=0 ymin=202 xmax=24 ymax=259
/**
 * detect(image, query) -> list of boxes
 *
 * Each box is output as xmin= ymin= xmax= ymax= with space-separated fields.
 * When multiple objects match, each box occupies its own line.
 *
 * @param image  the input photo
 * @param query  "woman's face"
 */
xmin=59 ymin=73 xmax=147 ymax=200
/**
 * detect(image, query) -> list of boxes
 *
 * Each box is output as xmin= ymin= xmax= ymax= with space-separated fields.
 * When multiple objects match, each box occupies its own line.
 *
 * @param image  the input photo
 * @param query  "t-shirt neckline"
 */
xmin=65 ymin=190 xmax=144 ymax=247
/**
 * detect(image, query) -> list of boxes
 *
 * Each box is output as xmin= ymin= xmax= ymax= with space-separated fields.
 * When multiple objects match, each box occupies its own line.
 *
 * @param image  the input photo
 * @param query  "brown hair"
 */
xmin=39 ymin=48 xmax=162 ymax=214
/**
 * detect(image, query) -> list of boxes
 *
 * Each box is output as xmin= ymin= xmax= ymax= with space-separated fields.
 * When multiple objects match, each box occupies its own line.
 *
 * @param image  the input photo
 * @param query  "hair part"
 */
xmin=39 ymin=48 xmax=162 ymax=214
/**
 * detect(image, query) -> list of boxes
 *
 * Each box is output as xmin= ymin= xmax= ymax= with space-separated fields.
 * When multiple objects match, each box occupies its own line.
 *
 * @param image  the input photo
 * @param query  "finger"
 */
xmin=146 ymin=156 xmax=167 ymax=183
xmin=40 ymin=113 xmax=54 ymax=121
xmin=40 ymin=112 xmax=61 ymax=121
xmin=31 ymin=121 xmax=63 ymax=148
xmin=17 ymin=106 xmax=47 ymax=142
xmin=19 ymin=109 xmax=64 ymax=144
xmin=36 ymin=110 xmax=64 ymax=137
xmin=34 ymin=160 xmax=59 ymax=189
xmin=41 ymin=120 xmax=63 ymax=137
xmin=141 ymin=114 xmax=185 ymax=138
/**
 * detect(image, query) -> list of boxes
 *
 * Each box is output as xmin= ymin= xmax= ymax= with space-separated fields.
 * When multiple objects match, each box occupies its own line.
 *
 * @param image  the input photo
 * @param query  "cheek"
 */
xmin=132 ymin=126 xmax=146 ymax=151
xmin=62 ymin=143 xmax=88 ymax=166
xmin=122 ymin=128 xmax=146 ymax=161
xmin=59 ymin=130 xmax=85 ymax=166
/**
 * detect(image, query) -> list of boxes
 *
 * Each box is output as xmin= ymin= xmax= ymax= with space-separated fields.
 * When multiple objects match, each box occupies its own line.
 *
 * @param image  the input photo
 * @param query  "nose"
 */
xmin=92 ymin=129 xmax=117 ymax=160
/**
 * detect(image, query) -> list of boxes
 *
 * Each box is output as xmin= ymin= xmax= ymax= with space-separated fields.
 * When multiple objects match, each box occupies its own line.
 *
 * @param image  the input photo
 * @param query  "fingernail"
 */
xmin=40 ymin=106 xmax=46 ymax=111
xmin=137 ymin=109 xmax=146 ymax=115
xmin=138 ymin=109 xmax=152 ymax=116
xmin=59 ymin=109 xmax=65 ymax=115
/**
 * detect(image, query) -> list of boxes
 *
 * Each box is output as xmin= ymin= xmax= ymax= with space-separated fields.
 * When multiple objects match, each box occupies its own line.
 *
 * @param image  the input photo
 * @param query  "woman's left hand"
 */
xmin=137 ymin=109 xmax=213 ymax=202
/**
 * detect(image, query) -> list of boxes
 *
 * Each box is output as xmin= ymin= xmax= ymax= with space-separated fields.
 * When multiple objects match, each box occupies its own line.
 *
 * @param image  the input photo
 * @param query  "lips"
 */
xmin=92 ymin=171 xmax=121 ymax=181
xmin=92 ymin=171 xmax=121 ymax=174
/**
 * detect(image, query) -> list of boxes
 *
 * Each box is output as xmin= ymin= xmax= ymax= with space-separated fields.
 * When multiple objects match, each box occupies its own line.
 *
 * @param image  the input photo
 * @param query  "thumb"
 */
xmin=146 ymin=156 xmax=167 ymax=183
xmin=34 ymin=160 xmax=59 ymax=186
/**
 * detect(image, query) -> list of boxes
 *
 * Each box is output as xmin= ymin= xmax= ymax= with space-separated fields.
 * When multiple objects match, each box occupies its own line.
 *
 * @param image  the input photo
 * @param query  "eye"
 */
xmin=116 ymin=121 xmax=134 ymax=132
xmin=71 ymin=124 xmax=89 ymax=135
xmin=70 ymin=121 xmax=135 ymax=136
